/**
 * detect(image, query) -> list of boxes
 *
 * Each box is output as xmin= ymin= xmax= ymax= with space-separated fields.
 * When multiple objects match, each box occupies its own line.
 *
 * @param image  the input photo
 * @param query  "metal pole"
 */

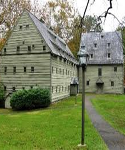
xmin=81 ymin=65 xmax=85 ymax=145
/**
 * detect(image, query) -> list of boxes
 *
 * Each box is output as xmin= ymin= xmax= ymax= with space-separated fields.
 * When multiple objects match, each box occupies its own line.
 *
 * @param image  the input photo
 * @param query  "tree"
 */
xmin=40 ymin=0 xmax=77 ymax=42
xmin=0 ymin=0 xmax=31 ymax=50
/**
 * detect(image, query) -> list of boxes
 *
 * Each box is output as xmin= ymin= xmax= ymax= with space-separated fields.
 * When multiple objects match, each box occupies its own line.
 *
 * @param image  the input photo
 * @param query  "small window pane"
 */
xmin=24 ymin=67 xmax=26 ymax=73
xmin=32 ymin=45 xmax=35 ymax=49
xmin=43 ymin=46 xmax=46 ymax=51
xmin=4 ymin=48 xmax=6 ymax=53
xmin=13 ymin=67 xmax=16 ymax=74
xmin=4 ymin=67 xmax=7 ymax=74
xmin=86 ymin=81 xmax=89 ymax=86
xmin=108 ymin=43 xmax=111 ymax=47
xmin=31 ymin=67 xmax=34 ymax=72
xmin=17 ymin=46 xmax=20 ymax=52
xmin=4 ymin=86 xmax=6 ymax=91
xmin=98 ymin=68 xmax=102 ymax=76
xmin=111 ymin=81 xmax=114 ymax=86
xmin=20 ymin=26 xmax=22 ymax=30
xmin=94 ymin=43 xmax=97 ymax=48
xmin=26 ymin=25 xmax=29 ymax=29
xmin=114 ymin=67 xmax=117 ymax=72
xmin=108 ymin=53 xmax=110 ymax=58
xmin=12 ymin=87 xmax=16 ymax=91
xmin=28 ymin=46 xmax=31 ymax=52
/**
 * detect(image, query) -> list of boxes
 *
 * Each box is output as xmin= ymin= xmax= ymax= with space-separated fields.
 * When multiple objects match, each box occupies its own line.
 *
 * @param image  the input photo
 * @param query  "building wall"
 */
xmin=0 ymin=11 xmax=51 ymax=103
xmin=79 ymin=65 xmax=124 ymax=94
xmin=0 ymin=54 xmax=51 ymax=92
xmin=51 ymin=55 xmax=77 ymax=102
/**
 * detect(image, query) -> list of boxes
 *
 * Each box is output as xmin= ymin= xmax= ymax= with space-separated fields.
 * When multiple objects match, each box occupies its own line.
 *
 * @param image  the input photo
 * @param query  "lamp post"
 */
xmin=77 ymin=46 xmax=89 ymax=147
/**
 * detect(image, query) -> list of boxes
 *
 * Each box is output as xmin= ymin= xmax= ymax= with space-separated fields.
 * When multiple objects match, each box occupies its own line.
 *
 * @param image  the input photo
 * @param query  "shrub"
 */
xmin=10 ymin=88 xmax=50 ymax=110
xmin=0 ymin=83 xmax=5 ymax=108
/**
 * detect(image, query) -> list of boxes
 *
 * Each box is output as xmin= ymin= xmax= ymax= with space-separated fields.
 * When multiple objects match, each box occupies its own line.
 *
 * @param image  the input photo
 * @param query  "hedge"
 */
xmin=0 ymin=83 xmax=5 ymax=108
xmin=10 ymin=88 xmax=50 ymax=110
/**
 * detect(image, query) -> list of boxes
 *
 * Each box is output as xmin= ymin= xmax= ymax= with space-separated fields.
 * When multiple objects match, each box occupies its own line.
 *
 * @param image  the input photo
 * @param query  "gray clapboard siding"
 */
xmin=79 ymin=65 xmax=124 ymax=94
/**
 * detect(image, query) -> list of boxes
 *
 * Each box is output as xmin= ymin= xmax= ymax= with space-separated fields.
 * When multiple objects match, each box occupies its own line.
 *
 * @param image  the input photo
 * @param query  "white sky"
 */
xmin=34 ymin=0 xmax=125 ymax=31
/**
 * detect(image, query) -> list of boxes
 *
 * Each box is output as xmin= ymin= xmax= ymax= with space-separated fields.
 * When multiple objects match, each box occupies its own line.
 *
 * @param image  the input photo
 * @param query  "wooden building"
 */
xmin=0 ymin=10 xmax=78 ymax=108
xmin=79 ymin=32 xmax=124 ymax=94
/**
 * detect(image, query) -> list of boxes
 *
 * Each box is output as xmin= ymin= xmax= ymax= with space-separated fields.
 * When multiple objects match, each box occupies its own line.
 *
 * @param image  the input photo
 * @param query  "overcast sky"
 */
xmin=35 ymin=0 xmax=125 ymax=32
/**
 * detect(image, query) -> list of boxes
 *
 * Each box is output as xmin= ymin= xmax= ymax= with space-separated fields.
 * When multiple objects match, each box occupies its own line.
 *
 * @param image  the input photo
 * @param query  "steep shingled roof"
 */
xmin=27 ymin=11 xmax=78 ymax=64
xmin=80 ymin=31 xmax=123 ymax=65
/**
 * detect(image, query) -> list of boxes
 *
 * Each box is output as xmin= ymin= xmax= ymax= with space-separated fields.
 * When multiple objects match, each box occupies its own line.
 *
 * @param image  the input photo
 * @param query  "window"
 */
xmin=32 ymin=45 xmax=35 ymax=49
xmin=107 ymin=43 xmax=111 ymax=47
xmin=111 ymin=81 xmax=114 ymax=86
xmin=90 ymin=54 xmax=93 ymax=59
xmin=52 ymin=67 xmax=53 ymax=73
xmin=19 ymin=25 xmax=22 ymax=30
xmin=86 ymin=81 xmax=89 ymax=86
xmin=114 ymin=67 xmax=117 ymax=72
xmin=60 ymin=68 xmax=61 ymax=74
xmin=4 ymin=67 xmax=7 ymax=74
xmin=81 ymin=46 xmax=85 ymax=49
xmin=13 ymin=67 xmax=16 ymax=74
xmin=17 ymin=46 xmax=20 ymax=52
xmin=4 ymin=48 xmax=6 ymax=53
xmin=12 ymin=87 xmax=16 ymax=91
xmin=28 ymin=46 xmax=31 ymax=52
xmin=24 ymin=67 xmax=26 ymax=73
xmin=98 ymin=68 xmax=102 ymax=76
xmin=26 ymin=25 xmax=29 ymax=29
xmin=43 ymin=46 xmax=46 ymax=51
xmin=22 ymin=87 xmax=25 ymax=90
xmin=4 ymin=86 xmax=6 ymax=91
xmin=107 ymin=53 xmax=111 ymax=58
xmin=66 ymin=69 xmax=67 ymax=75
xmin=23 ymin=41 xmax=25 ymax=44
xmin=56 ymin=68 xmax=58 ymax=74
xmin=63 ymin=69 xmax=64 ymax=75
xmin=30 ymin=86 xmax=33 ymax=89
xmin=52 ymin=86 xmax=53 ymax=93
xmin=101 ymin=35 xmax=104 ymax=38
xmin=94 ymin=43 xmax=97 ymax=48
xmin=62 ymin=86 xmax=63 ymax=91
xmin=56 ymin=87 xmax=57 ymax=93
xmin=31 ymin=67 xmax=34 ymax=73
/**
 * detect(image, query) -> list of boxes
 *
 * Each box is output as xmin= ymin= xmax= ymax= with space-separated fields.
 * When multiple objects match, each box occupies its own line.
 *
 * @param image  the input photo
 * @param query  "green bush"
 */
xmin=0 ymin=83 xmax=5 ymax=108
xmin=10 ymin=88 xmax=50 ymax=110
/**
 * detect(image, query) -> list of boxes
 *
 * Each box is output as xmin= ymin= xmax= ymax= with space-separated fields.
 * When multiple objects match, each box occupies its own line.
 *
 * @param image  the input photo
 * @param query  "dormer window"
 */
xmin=94 ymin=43 xmax=97 ymax=48
xmin=81 ymin=46 xmax=85 ymax=49
xmin=107 ymin=53 xmax=111 ymax=58
xmin=19 ymin=25 xmax=22 ymax=30
xmin=26 ymin=25 xmax=29 ymax=29
xmin=90 ymin=54 xmax=93 ymax=59
xmin=101 ymin=35 xmax=104 ymax=38
xmin=107 ymin=43 xmax=111 ymax=48
xmin=17 ymin=46 xmax=20 ymax=52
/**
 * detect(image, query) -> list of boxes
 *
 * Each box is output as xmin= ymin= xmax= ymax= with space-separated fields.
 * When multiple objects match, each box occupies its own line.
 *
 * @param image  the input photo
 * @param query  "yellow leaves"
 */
xmin=0 ymin=38 xmax=6 ymax=51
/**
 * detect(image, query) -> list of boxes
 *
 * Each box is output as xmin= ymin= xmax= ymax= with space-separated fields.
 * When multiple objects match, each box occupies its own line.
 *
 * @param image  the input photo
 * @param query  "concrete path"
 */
xmin=85 ymin=96 xmax=125 ymax=150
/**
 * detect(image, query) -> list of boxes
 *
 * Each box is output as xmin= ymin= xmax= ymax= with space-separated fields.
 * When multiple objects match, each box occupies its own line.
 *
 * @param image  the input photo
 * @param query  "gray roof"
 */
xmin=80 ymin=31 xmax=124 ymax=65
xmin=27 ymin=11 xmax=78 ymax=64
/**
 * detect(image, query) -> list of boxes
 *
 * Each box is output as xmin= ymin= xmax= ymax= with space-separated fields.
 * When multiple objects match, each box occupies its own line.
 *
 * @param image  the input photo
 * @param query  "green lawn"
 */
xmin=91 ymin=94 xmax=125 ymax=135
xmin=0 ymin=95 xmax=107 ymax=150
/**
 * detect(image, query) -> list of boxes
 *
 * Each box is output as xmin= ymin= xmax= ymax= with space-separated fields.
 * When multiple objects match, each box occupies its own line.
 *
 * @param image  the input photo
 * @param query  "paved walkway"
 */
xmin=85 ymin=96 xmax=125 ymax=150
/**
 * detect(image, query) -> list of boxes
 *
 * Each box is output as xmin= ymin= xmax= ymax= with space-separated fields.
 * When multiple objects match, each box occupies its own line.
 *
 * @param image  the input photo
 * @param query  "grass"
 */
xmin=0 ymin=95 xmax=107 ymax=150
xmin=91 ymin=94 xmax=125 ymax=135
